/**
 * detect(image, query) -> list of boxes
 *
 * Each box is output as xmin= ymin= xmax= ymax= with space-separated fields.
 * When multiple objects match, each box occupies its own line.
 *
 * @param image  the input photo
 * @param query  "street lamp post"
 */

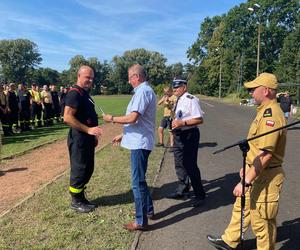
xmin=248 ymin=3 xmax=261 ymax=77
xmin=215 ymin=48 xmax=222 ymax=99
xmin=219 ymin=57 xmax=222 ymax=99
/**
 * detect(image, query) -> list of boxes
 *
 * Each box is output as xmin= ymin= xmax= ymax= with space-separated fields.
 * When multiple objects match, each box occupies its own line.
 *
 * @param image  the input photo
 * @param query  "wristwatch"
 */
xmin=240 ymin=180 xmax=252 ymax=187
xmin=245 ymin=181 xmax=252 ymax=187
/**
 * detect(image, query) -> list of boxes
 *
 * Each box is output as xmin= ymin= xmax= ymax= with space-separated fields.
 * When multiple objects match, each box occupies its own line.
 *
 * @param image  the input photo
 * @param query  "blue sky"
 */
xmin=0 ymin=0 xmax=246 ymax=72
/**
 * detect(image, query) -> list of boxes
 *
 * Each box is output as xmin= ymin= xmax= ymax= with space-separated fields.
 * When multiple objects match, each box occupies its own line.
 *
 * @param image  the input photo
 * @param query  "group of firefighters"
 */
xmin=0 ymin=82 xmax=68 ymax=136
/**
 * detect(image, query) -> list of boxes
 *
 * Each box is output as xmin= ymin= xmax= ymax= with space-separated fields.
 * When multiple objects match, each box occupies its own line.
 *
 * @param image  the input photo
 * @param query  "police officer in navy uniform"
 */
xmin=64 ymin=66 xmax=102 ymax=213
xmin=167 ymin=77 xmax=206 ymax=207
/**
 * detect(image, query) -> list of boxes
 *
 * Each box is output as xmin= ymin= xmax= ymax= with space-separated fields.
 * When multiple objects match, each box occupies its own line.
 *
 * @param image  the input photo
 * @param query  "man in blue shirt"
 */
xmin=103 ymin=64 xmax=156 ymax=231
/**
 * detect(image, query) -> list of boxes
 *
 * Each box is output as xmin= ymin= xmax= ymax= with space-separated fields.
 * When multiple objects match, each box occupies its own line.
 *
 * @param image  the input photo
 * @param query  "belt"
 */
xmin=172 ymin=126 xmax=198 ymax=134
xmin=266 ymin=165 xmax=281 ymax=169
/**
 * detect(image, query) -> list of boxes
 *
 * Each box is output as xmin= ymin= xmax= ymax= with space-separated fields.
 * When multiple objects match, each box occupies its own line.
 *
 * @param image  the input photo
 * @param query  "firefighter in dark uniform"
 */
xmin=6 ymin=83 xmax=19 ymax=133
xmin=64 ymin=65 xmax=102 ymax=213
xmin=167 ymin=77 xmax=206 ymax=207
xmin=0 ymin=84 xmax=9 ymax=135
xmin=18 ymin=83 xmax=31 ymax=131
xmin=50 ymin=84 xmax=61 ymax=122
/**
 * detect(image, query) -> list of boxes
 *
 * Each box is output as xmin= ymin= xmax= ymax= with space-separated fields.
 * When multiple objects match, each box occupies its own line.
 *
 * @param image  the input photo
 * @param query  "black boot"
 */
xmin=77 ymin=191 xmax=97 ymax=208
xmin=70 ymin=193 xmax=95 ymax=213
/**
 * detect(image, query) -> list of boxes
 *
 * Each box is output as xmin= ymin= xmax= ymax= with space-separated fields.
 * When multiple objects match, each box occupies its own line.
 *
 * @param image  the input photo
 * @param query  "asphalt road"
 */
xmin=137 ymin=99 xmax=300 ymax=250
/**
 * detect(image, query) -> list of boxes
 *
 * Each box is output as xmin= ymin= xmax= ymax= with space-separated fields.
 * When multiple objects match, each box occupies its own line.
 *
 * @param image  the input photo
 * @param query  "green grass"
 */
xmin=1 ymin=95 xmax=131 ymax=159
xmin=95 ymin=95 xmax=132 ymax=116
xmin=0 ymin=145 xmax=165 ymax=250
xmin=0 ymin=95 xmax=166 ymax=249
xmin=1 ymin=123 xmax=69 ymax=159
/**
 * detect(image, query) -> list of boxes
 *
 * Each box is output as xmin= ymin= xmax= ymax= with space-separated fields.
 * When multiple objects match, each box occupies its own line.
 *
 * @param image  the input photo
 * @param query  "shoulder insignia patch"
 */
xmin=266 ymin=120 xmax=275 ymax=127
xmin=178 ymin=110 xmax=183 ymax=118
xmin=186 ymin=95 xmax=194 ymax=99
xmin=263 ymin=108 xmax=272 ymax=117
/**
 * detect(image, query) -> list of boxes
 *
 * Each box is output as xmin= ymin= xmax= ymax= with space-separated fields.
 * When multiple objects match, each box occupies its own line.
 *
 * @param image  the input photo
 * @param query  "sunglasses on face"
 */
xmin=248 ymin=86 xmax=260 ymax=93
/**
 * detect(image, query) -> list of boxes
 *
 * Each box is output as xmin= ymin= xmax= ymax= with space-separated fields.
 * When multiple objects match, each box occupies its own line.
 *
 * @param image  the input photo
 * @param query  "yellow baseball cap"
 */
xmin=244 ymin=73 xmax=278 ymax=89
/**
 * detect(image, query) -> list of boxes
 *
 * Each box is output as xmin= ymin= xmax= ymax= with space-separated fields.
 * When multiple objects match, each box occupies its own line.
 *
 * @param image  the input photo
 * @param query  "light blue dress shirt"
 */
xmin=121 ymin=81 xmax=156 ymax=150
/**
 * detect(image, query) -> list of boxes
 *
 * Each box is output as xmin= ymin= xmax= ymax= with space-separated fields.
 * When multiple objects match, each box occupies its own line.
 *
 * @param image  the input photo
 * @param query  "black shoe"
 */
xmin=155 ymin=143 xmax=164 ymax=147
xmin=207 ymin=235 xmax=233 ymax=250
xmin=70 ymin=201 xmax=95 ymax=213
xmin=190 ymin=197 xmax=205 ymax=207
xmin=78 ymin=191 xmax=97 ymax=209
xmin=147 ymin=211 xmax=155 ymax=220
xmin=4 ymin=131 xmax=14 ymax=136
xmin=82 ymin=199 xmax=97 ymax=209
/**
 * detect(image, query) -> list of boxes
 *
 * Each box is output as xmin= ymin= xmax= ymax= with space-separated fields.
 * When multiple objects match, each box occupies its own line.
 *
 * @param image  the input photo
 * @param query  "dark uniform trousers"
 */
xmin=19 ymin=105 xmax=31 ymax=131
xmin=43 ymin=103 xmax=53 ymax=126
xmin=173 ymin=127 xmax=205 ymax=198
xmin=68 ymin=129 xmax=95 ymax=192
xmin=31 ymin=102 xmax=42 ymax=127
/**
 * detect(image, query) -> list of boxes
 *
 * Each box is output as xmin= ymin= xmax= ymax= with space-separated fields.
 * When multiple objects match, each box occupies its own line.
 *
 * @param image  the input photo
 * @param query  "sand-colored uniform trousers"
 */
xmin=222 ymin=100 xmax=286 ymax=250
xmin=222 ymin=167 xmax=284 ymax=250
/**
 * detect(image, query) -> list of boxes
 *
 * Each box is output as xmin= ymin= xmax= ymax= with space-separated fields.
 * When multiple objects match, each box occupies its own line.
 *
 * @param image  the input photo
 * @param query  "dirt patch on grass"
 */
xmin=0 ymin=123 xmax=122 ymax=215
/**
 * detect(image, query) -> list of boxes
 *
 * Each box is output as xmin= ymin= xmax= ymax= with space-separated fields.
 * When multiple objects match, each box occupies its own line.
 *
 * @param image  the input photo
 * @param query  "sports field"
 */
xmin=0 ymin=95 xmax=166 ymax=249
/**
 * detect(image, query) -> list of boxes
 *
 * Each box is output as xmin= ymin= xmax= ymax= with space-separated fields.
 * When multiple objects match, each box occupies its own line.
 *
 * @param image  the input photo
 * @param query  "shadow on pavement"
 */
xmin=242 ymin=217 xmax=300 ymax=250
xmin=277 ymin=217 xmax=300 ymax=249
xmin=198 ymin=141 xmax=218 ymax=148
xmin=149 ymin=173 xmax=239 ymax=231
xmin=152 ymin=181 xmax=179 ymax=201
xmin=287 ymin=126 xmax=300 ymax=131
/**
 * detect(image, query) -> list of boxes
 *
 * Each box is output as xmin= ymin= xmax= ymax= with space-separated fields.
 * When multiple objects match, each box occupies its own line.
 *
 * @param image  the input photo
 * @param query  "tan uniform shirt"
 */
xmin=0 ymin=92 xmax=7 ymax=106
xmin=30 ymin=89 xmax=42 ymax=103
xmin=160 ymin=95 xmax=177 ymax=117
xmin=246 ymin=99 xmax=286 ymax=167
xmin=41 ymin=90 xmax=52 ymax=104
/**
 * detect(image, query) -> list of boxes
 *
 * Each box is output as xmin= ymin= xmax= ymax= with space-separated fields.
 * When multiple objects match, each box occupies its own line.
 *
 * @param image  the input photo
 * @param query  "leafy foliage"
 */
xmin=0 ymin=1 xmax=298 ymax=98
xmin=187 ymin=0 xmax=300 ymax=97
xmin=0 ymin=39 xmax=42 ymax=83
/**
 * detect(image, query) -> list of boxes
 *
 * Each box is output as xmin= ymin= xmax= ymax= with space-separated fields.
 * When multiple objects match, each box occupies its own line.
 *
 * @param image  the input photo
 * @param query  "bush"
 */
xmin=188 ymin=82 xmax=201 ymax=94
xmin=154 ymin=83 xmax=170 ymax=96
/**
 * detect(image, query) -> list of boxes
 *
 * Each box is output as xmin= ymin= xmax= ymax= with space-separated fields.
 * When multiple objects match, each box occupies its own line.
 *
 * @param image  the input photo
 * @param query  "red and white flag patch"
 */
xmin=266 ymin=120 xmax=275 ymax=127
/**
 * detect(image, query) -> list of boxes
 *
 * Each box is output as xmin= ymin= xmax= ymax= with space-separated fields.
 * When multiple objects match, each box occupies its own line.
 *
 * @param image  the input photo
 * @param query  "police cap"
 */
xmin=172 ymin=76 xmax=187 ymax=88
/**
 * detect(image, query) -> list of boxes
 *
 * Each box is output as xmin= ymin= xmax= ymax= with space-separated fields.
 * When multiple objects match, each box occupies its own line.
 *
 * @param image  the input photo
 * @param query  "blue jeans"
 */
xmin=130 ymin=149 xmax=153 ymax=226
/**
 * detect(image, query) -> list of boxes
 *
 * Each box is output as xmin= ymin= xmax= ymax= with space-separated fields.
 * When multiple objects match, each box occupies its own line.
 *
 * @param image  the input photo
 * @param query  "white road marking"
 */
xmin=200 ymin=100 xmax=214 ymax=107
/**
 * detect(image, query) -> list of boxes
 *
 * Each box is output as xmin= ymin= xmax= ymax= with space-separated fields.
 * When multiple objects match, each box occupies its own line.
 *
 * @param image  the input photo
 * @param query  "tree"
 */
xmin=0 ymin=39 xmax=42 ymax=83
xmin=187 ymin=16 xmax=223 ymax=65
xmin=187 ymin=0 xmax=299 ymax=97
xmin=169 ymin=63 xmax=184 ymax=79
xmin=31 ymin=67 xmax=60 ymax=86
xmin=68 ymin=55 xmax=87 ymax=83
xmin=110 ymin=48 xmax=168 ymax=94
xmin=87 ymin=58 xmax=112 ymax=95
xmin=276 ymin=12 xmax=300 ymax=83
xmin=60 ymin=70 xmax=72 ymax=86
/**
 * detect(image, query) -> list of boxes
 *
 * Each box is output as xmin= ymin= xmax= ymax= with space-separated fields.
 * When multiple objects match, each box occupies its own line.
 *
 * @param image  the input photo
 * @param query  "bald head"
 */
xmin=78 ymin=65 xmax=93 ymax=75
xmin=77 ymin=65 xmax=94 ymax=89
